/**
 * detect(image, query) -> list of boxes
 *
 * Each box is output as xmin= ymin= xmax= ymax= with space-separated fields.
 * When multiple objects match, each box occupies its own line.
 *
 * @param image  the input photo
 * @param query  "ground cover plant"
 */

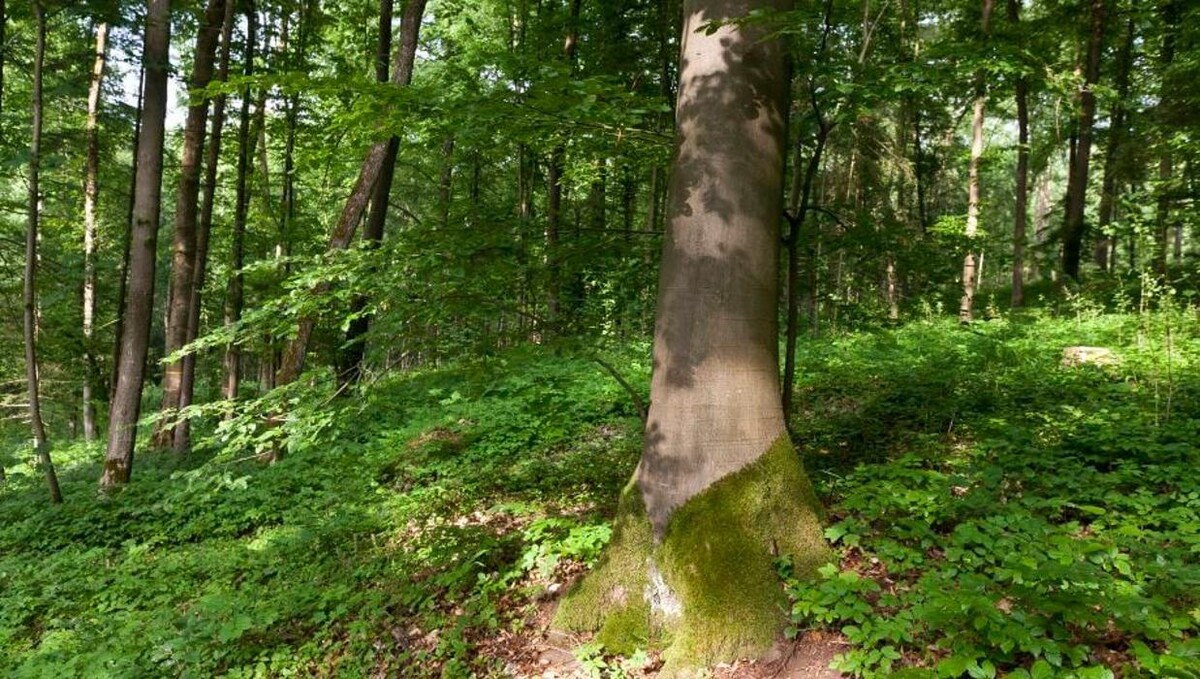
xmin=784 ymin=310 xmax=1200 ymax=678
xmin=0 ymin=347 xmax=646 ymax=677
xmin=4 ymin=311 xmax=1199 ymax=677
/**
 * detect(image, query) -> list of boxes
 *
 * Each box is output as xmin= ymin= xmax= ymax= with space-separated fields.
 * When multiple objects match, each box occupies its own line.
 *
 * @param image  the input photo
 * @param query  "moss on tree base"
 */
xmin=554 ymin=436 xmax=830 ymax=676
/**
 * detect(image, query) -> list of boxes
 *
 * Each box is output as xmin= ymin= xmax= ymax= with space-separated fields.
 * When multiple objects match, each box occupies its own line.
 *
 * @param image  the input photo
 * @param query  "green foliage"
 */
xmin=783 ymin=314 xmax=1200 ymax=678
xmin=0 ymin=346 xmax=645 ymax=677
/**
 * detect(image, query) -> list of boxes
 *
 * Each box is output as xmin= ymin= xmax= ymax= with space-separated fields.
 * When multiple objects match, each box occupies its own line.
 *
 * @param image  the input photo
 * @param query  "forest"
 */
xmin=1 ymin=0 xmax=1198 ymax=676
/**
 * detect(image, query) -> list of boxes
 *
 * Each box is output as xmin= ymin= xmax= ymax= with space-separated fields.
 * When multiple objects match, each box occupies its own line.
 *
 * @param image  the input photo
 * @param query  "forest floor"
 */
xmin=2 ymin=310 xmax=1199 ymax=677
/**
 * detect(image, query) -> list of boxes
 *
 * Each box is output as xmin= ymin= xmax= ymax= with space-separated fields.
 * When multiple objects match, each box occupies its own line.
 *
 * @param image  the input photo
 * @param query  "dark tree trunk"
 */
xmin=223 ymin=3 xmax=258 ymax=406
xmin=156 ymin=0 xmax=227 ymax=449
xmin=27 ymin=3 xmax=62 ymax=503
xmin=1061 ymin=0 xmax=1107 ymax=280
xmin=275 ymin=0 xmax=427 ymax=390
xmin=1095 ymin=16 xmax=1134 ymax=272
xmin=82 ymin=22 xmax=110 ymax=441
xmin=1153 ymin=0 xmax=1178 ymax=276
xmin=339 ymin=0 xmax=400 ymax=388
xmin=1009 ymin=0 xmax=1029 ymax=306
xmin=102 ymin=0 xmax=172 ymax=490
xmin=176 ymin=0 xmax=237 ymax=452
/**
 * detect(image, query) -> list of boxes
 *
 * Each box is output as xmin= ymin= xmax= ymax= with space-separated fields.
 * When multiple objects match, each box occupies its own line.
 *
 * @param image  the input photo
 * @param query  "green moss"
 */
xmin=554 ymin=436 xmax=830 ymax=674
xmin=657 ymin=435 xmax=830 ymax=674
xmin=553 ymin=477 xmax=657 ymax=655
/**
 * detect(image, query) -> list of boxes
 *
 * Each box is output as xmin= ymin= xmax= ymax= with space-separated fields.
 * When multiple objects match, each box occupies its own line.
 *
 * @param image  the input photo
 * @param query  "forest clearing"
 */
xmin=1 ymin=0 xmax=1198 ymax=676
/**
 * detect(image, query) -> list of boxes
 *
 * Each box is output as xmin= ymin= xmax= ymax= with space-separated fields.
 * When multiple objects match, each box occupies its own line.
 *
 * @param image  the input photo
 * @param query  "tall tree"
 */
xmin=176 ymin=0 xmax=237 ymax=451
xmin=960 ymin=0 xmax=993 ymax=323
xmin=101 ymin=0 xmax=173 ymax=489
xmin=1009 ymin=0 xmax=1030 ymax=307
xmin=1153 ymin=0 xmax=1178 ymax=276
xmin=1061 ymin=0 xmax=1107 ymax=280
xmin=223 ymin=2 xmax=258 ymax=405
xmin=82 ymin=21 xmax=110 ymax=440
xmin=274 ymin=0 xmax=427 ymax=389
xmin=339 ymin=0 xmax=400 ymax=386
xmin=26 ymin=2 xmax=62 ymax=504
xmin=556 ymin=0 xmax=827 ymax=671
xmin=1094 ymin=15 xmax=1134 ymax=271
xmin=155 ymin=0 xmax=227 ymax=449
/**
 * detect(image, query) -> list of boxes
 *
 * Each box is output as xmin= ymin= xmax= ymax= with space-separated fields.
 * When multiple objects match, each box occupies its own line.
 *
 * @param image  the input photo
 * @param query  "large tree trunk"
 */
xmin=960 ymin=0 xmax=993 ymax=322
xmin=275 ymin=0 xmax=426 ymax=389
xmin=1061 ymin=0 xmax=1106 ymax=280
xmin=155 ymin=0 xmax=227 ymax=449
xmin=82 ymin=21 xmax=110 ymax=442
xmin=27 ymin=3 xmax=62 ymax=504
xmin=555 ymin=1 xmax=827 ymax=672
xmin=222 ymin=4 xmax=258 ymax=406
xmin=1008 ymin=0 xmax=1029 ymax=307
xmin=176 ymin=0 xmax=237 ymax=452
xmin=101 ymin=0 xmax=172 ymax=489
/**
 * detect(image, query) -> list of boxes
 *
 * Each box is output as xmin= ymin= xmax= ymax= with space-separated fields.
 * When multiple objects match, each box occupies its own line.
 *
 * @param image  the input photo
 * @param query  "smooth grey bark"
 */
xmin=637 ymin=0 xmax=795 ymax=535
xmin=27 ymin=3 xmax=62 ymax=504
xmin=82 ymin=22 xmax=110 ymax=441
xmin=960 ymin=0 xmax=992 ymax=323
xmin=102 ymin=0 xmax=172 ymax=489
xmin=156 ymin=0 xmax=227 ymax=449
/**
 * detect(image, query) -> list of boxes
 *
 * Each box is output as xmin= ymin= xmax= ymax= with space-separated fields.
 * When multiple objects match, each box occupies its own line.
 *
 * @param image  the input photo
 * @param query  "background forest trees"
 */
xmin=1 ymin=0 xmax=1199 ymax=675
xmin=0 ymin=0 xmax=1197 ymax=466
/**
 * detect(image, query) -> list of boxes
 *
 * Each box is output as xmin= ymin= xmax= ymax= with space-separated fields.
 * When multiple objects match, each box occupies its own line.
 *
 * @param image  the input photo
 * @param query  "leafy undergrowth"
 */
xmin=0 ymin=346 xmax=647 ymax=677
xmin=784 ymin=312 xmax=1200 ymax=678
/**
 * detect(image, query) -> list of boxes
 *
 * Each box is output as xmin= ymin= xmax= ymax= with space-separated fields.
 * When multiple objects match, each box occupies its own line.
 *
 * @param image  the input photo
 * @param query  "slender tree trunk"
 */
xmin=156 ymin=0 xmax=227 ymax=449
xmin=27 ymin=4 xmax=62 ymax=503
xmin=340 ymin=0 xmax=400 ymax=387
xmin=0 ymin=0 xmax=5 ymax=132
xmin=176 ymin=0 xmax=236 ymax=451
xmin=275 ymin=0 xmax=427 ymax=389
xmin=1095 ymin=16 xmax=1134 ymax=272
xmin=1007 ymin=0 xmax=1029 ymax=306
xmin=1153 ymin=0 xmax=1178 ymax=276
xmin=82 ymin=22 xmax=110 ymax=441
xmin=223 ymin=4 xmax=258 ymax=406
xmin=1061 ymin=0 xmax=1106 ymax=280
xmin=110 ymin=63 xmax=144 ymax=405
xmin=960 ymin=0 xmax=992 ymax=322
xmin=101 ymin=0 xmax=172 ymax=489
xmin=544 ymin=0 xmax=582 ymax=330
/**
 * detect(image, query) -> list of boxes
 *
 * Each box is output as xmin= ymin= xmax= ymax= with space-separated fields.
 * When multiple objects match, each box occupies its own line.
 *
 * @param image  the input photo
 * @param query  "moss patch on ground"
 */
xmin=554 ymin=436 xmax=831 ymax=675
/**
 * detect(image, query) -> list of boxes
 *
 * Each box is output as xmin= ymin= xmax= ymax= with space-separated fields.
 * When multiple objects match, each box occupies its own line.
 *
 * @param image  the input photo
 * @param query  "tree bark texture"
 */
xmin=960 ymin=0 xmax=992 ymax=322
xmin=340 ymin=0 xmax=400 ymax=387
xmin=639 ymin=0 xmax=794 ymax=536
xmin=82 ymin=21 xmax=110 ymax=441
xmin=102 ymin=0 xmax=172 ymax=489
xmin=27 ymin=3 xmax=62 ymax=504
xmin=1153 ymin=0 xmax=1178 ymax=276
xmin=223 ymin=4 xmax=258 ymax=405
xmin=156 ymin=0 xmax=227 ymax=449
xmin=1061 ymin=0 xmax=1106 ymax=280
xmin=176 ymin=0 xmax=237 ymax=452
xmin=275 ymin=0 xmax=426 ymax=388
xmin=1008 ymin=0 xmax=1029 ymax=306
